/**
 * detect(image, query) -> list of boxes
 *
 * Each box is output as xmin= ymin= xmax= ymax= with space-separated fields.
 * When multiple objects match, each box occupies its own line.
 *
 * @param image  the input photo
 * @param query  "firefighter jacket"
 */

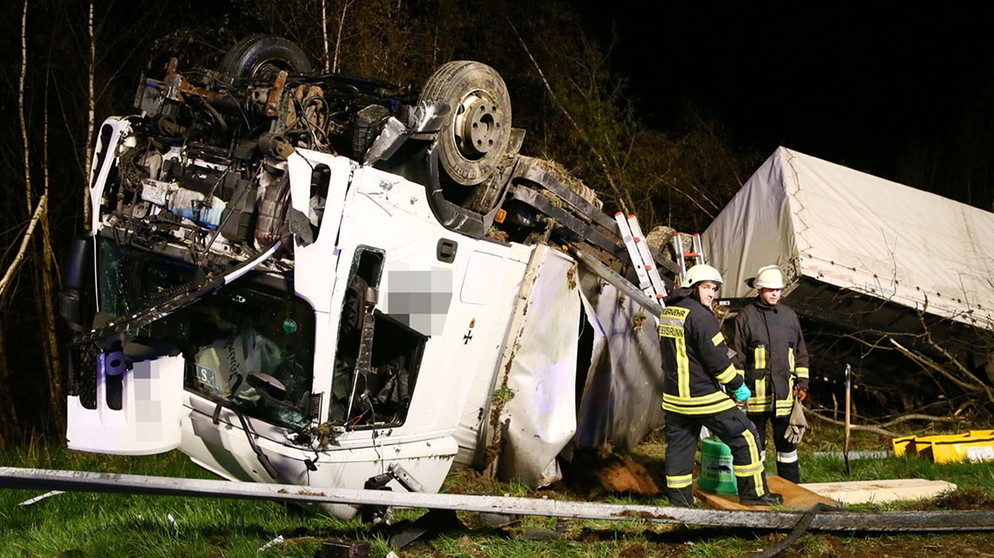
xmin=658 ymin=288 xmax=744 ymax=416
xmin=731 ymin=299 xmax=810 ymax=417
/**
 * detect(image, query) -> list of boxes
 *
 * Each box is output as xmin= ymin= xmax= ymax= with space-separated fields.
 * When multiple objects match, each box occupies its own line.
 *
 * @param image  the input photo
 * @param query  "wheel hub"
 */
xmin=454 ymin=91 xmax=502 ymax=159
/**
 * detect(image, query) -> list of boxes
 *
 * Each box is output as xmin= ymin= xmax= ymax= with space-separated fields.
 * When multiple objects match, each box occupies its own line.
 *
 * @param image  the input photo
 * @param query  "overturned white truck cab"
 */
xmin=59 ymin=37 xmax=677 ymax=519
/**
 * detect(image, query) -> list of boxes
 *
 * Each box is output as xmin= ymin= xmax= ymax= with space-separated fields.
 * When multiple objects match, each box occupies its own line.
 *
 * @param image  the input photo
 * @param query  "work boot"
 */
xmin=667 ymin=491 xmax=695 ymax=508
xmin=739 ymin=492 xmax=784 ymax=507
xmin=668 ymin=500 xmax=689 ymax=508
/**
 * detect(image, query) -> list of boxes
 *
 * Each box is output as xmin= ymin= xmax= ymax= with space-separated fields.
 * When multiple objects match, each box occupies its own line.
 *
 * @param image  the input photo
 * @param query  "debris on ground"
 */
xmin=561 ymin=446 xmax=660 ymax=496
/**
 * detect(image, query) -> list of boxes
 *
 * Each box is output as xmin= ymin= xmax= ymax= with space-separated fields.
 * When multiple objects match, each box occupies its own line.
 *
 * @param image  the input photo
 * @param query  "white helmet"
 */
xmin=683 ymin=264 xmax=723 ymax=289
xmin=747 ymin=265 xmax=785 ymax=289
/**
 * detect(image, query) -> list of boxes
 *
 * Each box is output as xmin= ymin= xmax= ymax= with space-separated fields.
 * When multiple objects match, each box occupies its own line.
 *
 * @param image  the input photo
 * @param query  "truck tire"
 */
xmin=419 ymin=61 xmax=512 ymax=186
xmin=218 ymin=35 xmax=313 ymax=80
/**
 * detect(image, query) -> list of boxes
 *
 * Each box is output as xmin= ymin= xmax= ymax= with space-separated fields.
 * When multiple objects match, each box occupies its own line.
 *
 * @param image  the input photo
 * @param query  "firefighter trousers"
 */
xmin=664 ymin=407 xmax=771 ymax=506
xmin=750 ymin=412 xmax=800 ymax=483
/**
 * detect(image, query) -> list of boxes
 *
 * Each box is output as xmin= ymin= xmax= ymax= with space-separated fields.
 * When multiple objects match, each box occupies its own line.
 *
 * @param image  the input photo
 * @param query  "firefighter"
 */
xmin=731 ymin=264 xmax=810 ymax=483
xmin=659 ymin=264 xmax=782 ymax=507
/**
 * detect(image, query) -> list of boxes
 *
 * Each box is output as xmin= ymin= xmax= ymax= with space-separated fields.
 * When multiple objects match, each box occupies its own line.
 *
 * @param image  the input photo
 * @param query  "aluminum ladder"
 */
xmin=673 ymin=232 xmax=706 ymax=288
xmin=614 ymin=212 xmax=667 ymax=301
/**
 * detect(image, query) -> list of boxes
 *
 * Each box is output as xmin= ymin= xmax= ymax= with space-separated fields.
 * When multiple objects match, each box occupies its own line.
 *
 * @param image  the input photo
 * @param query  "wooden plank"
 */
xmin=799 ymin=479 xmax=957 ymax=505
xmin=693 ymin=475 xmax=839 ymax=510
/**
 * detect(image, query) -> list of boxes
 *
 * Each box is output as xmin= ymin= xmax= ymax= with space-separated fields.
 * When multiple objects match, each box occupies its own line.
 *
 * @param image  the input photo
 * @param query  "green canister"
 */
xmin=699 ymin=436 xmax=738 ymax=494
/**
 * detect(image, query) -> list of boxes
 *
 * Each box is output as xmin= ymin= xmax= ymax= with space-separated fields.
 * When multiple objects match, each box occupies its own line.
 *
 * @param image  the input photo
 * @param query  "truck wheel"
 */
xmin=218 ymin=35 xmax=313 ymax=80
xmin=419 ymin=61 xmax=512 ymax=186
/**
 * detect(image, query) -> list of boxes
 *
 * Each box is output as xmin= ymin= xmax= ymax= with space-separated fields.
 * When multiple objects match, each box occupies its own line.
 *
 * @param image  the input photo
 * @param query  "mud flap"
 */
xmin=67 ymin=354 xmax=185 ymax=455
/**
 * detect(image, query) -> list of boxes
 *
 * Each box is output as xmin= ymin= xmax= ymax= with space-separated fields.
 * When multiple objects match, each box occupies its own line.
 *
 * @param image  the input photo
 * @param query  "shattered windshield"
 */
xmin=97 ymin=237 xmax=316 ymax=429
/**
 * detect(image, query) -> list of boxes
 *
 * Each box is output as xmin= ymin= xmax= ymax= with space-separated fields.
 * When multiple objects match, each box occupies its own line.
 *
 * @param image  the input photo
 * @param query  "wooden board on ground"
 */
xmin=798 ymin=479 xmax=957 ymax=505
xmin=693 ymin=475 xmax=839 ymax=510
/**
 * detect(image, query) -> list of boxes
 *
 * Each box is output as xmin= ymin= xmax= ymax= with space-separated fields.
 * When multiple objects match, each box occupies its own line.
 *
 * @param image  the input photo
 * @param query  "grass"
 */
xmin=1 ymin=421 xmax=993 ymax=557
xmin=0 ymin=443 xmax=343 ymax=557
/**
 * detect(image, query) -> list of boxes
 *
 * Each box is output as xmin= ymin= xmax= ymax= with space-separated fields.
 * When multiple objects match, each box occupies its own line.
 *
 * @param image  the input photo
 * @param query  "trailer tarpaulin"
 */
xmin=574 ymin=274 xmax=665 ymax=451
xmin=703 ymin=147 xmax=994 ymax=331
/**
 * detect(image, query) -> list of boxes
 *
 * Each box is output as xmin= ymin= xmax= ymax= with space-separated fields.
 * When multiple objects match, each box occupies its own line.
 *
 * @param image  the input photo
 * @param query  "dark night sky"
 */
xmin=595 ymin=4 xmax=994 ymax=180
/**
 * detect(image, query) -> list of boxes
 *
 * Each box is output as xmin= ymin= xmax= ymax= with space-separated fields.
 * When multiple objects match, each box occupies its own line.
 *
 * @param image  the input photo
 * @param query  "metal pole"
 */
xmin=5 ymin=467 xmax=994 ymax=532
xmin=844 ymin=363 xmax=852 ymax=475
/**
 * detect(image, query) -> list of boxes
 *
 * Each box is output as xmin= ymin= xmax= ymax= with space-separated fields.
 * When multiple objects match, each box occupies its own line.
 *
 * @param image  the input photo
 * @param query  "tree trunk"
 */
xmin=41 ymin=71 xmax=65 ymax=436
xmin=38 ymin=221 xmax=64 ymax=436
xmin=321 ymin=0 xmax=329 ymax=72
xmin=333 ymin=0 xmax=352 ymax=74
xmin=83 ymin=0 xmax=94 ymax=229
xmin=19 ymin=0 xmax=31 ymax=214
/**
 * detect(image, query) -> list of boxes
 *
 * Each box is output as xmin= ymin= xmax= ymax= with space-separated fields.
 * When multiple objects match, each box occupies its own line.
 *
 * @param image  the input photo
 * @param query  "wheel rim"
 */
xmin=253 ymin=60 xmax=293 ymax=79
xmin=451 ymin=89 xmax=504 ymax=161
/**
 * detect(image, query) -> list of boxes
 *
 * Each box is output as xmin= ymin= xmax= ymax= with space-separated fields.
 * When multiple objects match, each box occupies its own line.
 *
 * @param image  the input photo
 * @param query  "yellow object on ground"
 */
xmin=892 ymin=430 xmax=994 ymax=463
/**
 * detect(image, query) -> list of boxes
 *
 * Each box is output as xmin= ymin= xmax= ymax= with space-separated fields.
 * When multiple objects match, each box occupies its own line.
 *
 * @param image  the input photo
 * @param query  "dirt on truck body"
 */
xmin=60 ymin=35 xmax=679 ymax=519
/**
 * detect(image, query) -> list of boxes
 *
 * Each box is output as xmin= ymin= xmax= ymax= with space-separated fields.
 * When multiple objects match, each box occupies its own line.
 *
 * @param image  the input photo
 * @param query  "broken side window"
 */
xmin=182 ymin=285 xmax=316 ymax=429
xmin=95 ymin=237 xmax=316 ymax=429
xmin=329 ymin=248 xmax=427 ymax=429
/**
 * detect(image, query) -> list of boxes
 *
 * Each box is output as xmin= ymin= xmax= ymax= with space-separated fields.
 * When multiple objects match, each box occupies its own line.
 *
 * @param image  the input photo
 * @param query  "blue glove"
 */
xmin=732 ymin=384 xmax=752 ymax=402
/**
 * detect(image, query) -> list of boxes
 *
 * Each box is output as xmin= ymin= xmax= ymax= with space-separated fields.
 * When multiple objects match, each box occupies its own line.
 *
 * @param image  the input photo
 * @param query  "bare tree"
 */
xmin=321 ymin=0 xmax=329 ymax=72
xmin=83 ymin=0 xmax=94 ymax=228
xmin=332 ymin=0 xmax=352 ymax=74
xmin=19 ymin=0 xmax=31 ymax=214
xmin=5 ymin=0 xmax=64 ymax=441
xmin=803 ymin=299 xmax=994 ymax=425
xmin=40 ymin=70 xmax=64 ymax=435
xmin=0 ymin=189 xmax=47 ymax=446
xmin=508 ymin=18 xmax=632 ymax=215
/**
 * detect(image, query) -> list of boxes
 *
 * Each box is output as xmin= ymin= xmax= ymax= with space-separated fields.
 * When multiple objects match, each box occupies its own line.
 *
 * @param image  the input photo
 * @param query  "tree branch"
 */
xmin=808 ymin=408 xmax=961 ymax=439
xmin=890 ymin=337 xmax=985 ymax=394
xmin=0 ymin=195 xmax=48 ymax=300
xmin=506 ymin=19 xmax=631 ymax=215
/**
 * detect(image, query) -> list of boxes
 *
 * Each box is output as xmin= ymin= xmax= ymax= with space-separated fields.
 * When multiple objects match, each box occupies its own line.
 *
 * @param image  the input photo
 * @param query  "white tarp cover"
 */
xmin=703 ymin=147 xmax=994 ymax=330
